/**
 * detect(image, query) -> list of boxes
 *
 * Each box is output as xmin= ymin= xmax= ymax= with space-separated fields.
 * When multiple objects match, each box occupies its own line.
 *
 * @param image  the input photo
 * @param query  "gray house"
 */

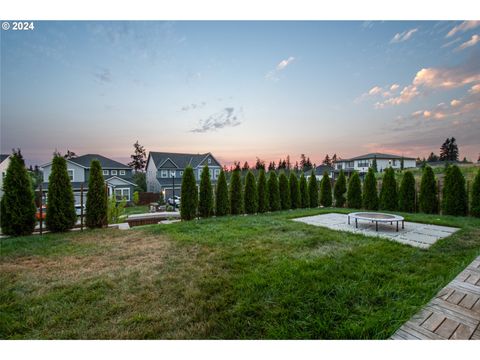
xmin=146 ymin=152 xmax=222 ymax=199
xmin=304 ymin=165 xmax=334 ymax=180
xmin=41 ymin=154 xmax=136 ymax=204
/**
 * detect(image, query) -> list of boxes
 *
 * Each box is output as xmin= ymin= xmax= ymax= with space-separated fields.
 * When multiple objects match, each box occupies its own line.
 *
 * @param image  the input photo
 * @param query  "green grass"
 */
xmin=1 ymin=208 xmax=479 ymax=339
xmin=124 ymin=205 xmax=149 ymax=216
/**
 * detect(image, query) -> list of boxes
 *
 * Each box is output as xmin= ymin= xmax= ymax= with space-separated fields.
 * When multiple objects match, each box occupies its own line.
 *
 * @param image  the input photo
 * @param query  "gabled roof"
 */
xmin=148 ymin=152 xmax=221 ymax=169
xmin=0 ymin=154 xmax=10 ymax=163
xmin=68 ymin=154 xmax=130 ymax=169
xmin=306 ymin=165 xmax=334 ymax=176
xmin=338 ymin=153 xmax=415 ymax=161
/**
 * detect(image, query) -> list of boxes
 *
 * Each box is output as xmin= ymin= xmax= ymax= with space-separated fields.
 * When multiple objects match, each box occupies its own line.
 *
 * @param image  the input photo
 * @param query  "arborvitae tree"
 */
xmin=398 ymin=171 xmax=416 ymax=213
xmin=379 ymin=167 xmax=398 ymax=211
xmin=267 ymin=171 xmax=281 ymax=211
xmin=419 ymin=166 xmax=438 ymax=214
xmin=299 ymin=174 xmax=309 ymax=208
xmin=0 ymin=151 xmax=36 ymax=236
xmin=308 ymin=170 xmax=319 ymax=208
xmin=347 ymin=172 xmax=362 ymax=209
xmin=442 ymin=165 xmax=467 ymax=216
xmin=229 ymin=169 xmax=243 ymax=215
xmin=470 ymin=168 xmax=480 ymax=217
xmin=85 ymin=159 xmax=108 ymax=228
xmin=334 ymin=169 xmax=347 ymax=207
xmin=244 ymin=170 xmax=257 ymax=214
xmin=180 ymin=166 xmax=198 ymax=220
xmin=319 ymin=171 xmax=332 ymax=207
xmin=372 ymin=156 xmax=378 ymax=173
xmin=198 ymin=165 xmax=213 ymax=218
xmin=46 ymin=155 xmax=77 ymax=232
xmin=278 ymin=171 xmax=291 ymax=210
xmin=257 ymin=169 xmax=268 ymax=213
xmin=215 ymin=170 xmax=229 ymax=216
xmin=363 ymin=167 xmax=378 ymax=210
xmin=289 ymin=172 xmax=300 ymax=209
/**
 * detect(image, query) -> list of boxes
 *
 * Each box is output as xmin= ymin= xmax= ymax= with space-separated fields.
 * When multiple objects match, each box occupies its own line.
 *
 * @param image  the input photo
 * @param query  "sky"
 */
xmin=1 ymin=20 xmax=479 ymax=167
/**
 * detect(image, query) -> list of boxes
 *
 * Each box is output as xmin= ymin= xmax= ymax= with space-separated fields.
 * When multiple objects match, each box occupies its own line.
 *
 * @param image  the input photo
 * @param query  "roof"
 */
xmin=148 ymin=152 xmax=220 ymax=169
xmin=69 ymin=154 xmax=130 ymax=169
xmin=0 ymin=154 xmax=10 ymax=163
xmin=338 ymin=153 xmax=415 ymax=161
xmin=306 ymin=165 xmax=333 ymax=176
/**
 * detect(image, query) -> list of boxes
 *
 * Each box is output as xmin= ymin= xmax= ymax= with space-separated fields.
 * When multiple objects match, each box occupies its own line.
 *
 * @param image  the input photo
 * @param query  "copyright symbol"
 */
xmin=2 ymin=22 xmax=10 ymax=30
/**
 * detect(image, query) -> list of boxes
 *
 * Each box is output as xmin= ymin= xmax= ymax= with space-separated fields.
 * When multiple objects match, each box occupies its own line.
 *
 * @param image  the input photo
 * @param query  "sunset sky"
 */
xmin=1 ymin=20 xmax=479 ymax=166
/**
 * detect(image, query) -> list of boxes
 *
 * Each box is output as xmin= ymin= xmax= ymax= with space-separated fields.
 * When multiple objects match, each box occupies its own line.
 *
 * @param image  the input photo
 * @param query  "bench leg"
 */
xmin=402 ymin=220 xmax=404 ymax=229
xmin=375 ymin=221 xmax=378 ymax=231
xmin=396 ymin=221 xmax=399 ymax=232
xmin=348 ymin=216 xmax=350 ymax=225
xmin=355 ymin=218 xmax=358 ymax=228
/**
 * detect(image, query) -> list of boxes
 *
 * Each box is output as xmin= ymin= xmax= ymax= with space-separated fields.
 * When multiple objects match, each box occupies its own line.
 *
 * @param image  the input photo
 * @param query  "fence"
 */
xmin=137 ymin=192 xmax=161 ymax=205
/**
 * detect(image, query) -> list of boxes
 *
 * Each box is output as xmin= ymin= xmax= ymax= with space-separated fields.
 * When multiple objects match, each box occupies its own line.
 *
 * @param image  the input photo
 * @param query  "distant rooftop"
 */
xmin=0 ymin=154 xmax=10 ymax=163
xmin=149 ymin=152 xmax=217 ymax=169
xmin=338 ymin=153 xmax=415 ymax=161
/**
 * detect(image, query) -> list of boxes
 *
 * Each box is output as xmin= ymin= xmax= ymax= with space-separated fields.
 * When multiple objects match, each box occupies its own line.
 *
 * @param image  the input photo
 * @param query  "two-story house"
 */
xmin=146 ymin=152 xmax=222 ymax=199
xmin=334 ymin=153 xmax=416 ymax=176
xmin=41 ymin=154 xmax=136 ymax=204
xmin=304 ymin=165 xmax=334 ymax=181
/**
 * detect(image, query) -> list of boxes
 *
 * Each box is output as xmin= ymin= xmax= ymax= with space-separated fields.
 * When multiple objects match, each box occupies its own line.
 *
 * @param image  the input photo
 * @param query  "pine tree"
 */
xmin=267 ymin=171 xmax=281 ymax=211
xmin=334 ymin=169 xmax=347 ymax=207
xmin=419 ymin=166 xmax=438 ymax=214
xmin=371 ymin=156 xmax=378 ymax=173
xmin=244 ymin=170 xmax=257 ymax=214
xmin=128 ymin=140 xmax=147 ymax=171
xmin=470 ymin=168 xmax=480 ymax=217
xmin=289 ymin=172 xmax=300 ymax=209
xmin=0 ymin=150 xmax=36 ymax=236
xmin=278 ymin=171 xmax=291 ymax=210
xmin=257 ymin=169 xmax=268 ymax=213
xmin=299 ymin=174 xmax=309 ymax=208
xmin=439 ymin=138 xmax=450 ymax=161
xmin=400 ymin=156 xmax=405 ymax=171
xmin=308 ymin=170 xmax=319 ymax=208
xmin=215 ymin=170 xmax=229 ymax=216
xmin=442 ymin=165 xmax=467 ymax=216
xmin=347 ymin=172 xmax=362 ymax=209
xmin=180 ymin=166 xmax=198 ymax=220
xmin=46 ymin=154 xmax=77 ymax=232
xmin=322 ymin=154 xmax=331 ymax=166
xmin=198 ymin=165 xmax=213 ymax=218
xmin=427 ymin=152 xmax=439 ymax=162
xmin=448 ymin=137 xmax=459 ymax=161
xmin=319 ymin=171 xmax=332 ymax=207
xmin=379 ymin=167 xmax=398 ymax=211
xmin=85 ymin=159 xmax=108 ymax=228
xmin=362 ymin=167 xmax=378 ymax=210
xmin=398 ymin=171 xmax=416 ymax=213
xmin=229 ymin=169 xmax=243 ymax=215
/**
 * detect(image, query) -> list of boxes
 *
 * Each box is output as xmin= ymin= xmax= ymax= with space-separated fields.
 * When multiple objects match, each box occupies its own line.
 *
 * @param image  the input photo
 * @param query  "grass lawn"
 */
xmin=124 ymin=205 xmax=149 ymax=216
xmin=1 ymin=208 xmax=479 ymax=339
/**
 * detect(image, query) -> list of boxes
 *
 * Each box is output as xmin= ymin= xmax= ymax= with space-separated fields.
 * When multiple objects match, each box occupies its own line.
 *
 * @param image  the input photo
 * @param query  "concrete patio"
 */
xmin=293 ymin=213 xmax=459 ymax=249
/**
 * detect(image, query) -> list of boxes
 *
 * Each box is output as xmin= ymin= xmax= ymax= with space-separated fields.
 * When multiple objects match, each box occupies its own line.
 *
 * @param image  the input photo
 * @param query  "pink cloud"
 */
xmin=457 ymin=34 xmax=480 ymax=51
xmin=446 ymin=21 xmax=480 ymax=38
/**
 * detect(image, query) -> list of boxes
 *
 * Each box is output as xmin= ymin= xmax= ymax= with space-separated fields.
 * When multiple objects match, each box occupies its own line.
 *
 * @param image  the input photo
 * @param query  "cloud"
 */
xmin=390 ymin=28 xmax=418 ymax=43
xmin=469 ymin=84 xmax=480 ymax=94
xmin=180 ymin=101 xmax=206 ymax=111
xmin=457 ymin=34 xmax=480 ymax=51
xmin=442 ymin=37 xmax=462 ymax=48
xmin=413 ymin=66 xmax=480 ymax=89
xmin=390 ymin=84 xmax=400 ymax=91
xmin=266 ymin=56 xmax=295 ymax=81
xmin=190 ymin=107 xmax=242 ymax=133
xmin=382 ymin=85 xmax=420 ymax=106
xmin=92 ymin=68 xmax=112 ymax=83
xmin=446 ymin=21 xmax=480 ymax=38
xmin=450 ymin=99 xmax=462 ymax=107
xmin=368 ymin=86 xmax=382 ymax=95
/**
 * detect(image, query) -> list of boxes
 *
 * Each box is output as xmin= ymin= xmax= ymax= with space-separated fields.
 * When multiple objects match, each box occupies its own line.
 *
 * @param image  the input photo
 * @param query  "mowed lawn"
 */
xmin=1 ymin=208 xmax=479 ymax=339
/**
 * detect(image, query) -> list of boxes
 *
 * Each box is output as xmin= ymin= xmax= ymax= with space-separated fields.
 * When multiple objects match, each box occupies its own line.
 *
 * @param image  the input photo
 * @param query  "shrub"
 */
xmin=229 ymin=169 xmax=243 ymax=215
xmin=46 ymin=155 xmax=77 ymax=232
xmin=308 ymin=170 xmax=319 ymax=208
xmin=133 ymin=191 xmax=140 ymax=205
xmin=180 ymin=166 xmax=198 ymax=220
xmin=334 ymin=169 xmax=347 ymax=207
xmin=244 ymin=170 xmax=257 ymax=214
xmin=107 ymin=195 xmax=127 ymax=224
xmin=379 ymin=167 xmax=398 ymax=211
xmin=419 ymin=166 xmax=438 ymax=214
xmin=289 ymin=173 xmax=300 ymax=209
xmin=278 ymin=172 xmax=291 ymax=210
xmin=267 ymin=171 xmax=281 ymax=211
xmin=0 ymin=151 xmax=36 ymax=236
xmin=257 ymin=169 xmax=268 ymax=213
xmin=319 ymin=171 xmax=332 ymax=207
xmin=198 ymin=165 xmax=213 ymax=218
xmin=442 ymin=165 xmax=467 ymax=216
xmin=86 ymin=159 xmax=108 ymax=228
xmin=398 ymin=171 xmax=416 ymax=213
xmin=299 ymin=174 xmax=309 ymax=208
xmin=347 ymin=172 xmax=362 ymax=209
xmin=470 ymin=168 xmax=480 ymax=217
xmin=215 ymin=170 xmax=229 ymax=216
xmin=362 ymin=167 xmax=378 ymax=210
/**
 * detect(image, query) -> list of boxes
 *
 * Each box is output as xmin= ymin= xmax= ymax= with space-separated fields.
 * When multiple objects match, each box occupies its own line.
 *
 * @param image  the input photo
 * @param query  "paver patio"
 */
xmin=293 ymin=213 xmax=459 ymax=249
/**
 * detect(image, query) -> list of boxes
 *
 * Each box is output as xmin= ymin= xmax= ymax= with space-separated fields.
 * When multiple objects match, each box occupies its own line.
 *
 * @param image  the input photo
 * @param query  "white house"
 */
xmin=335 ymin=153 xmax=416 ymax=175
xmin=0 ymin=154 xmax=11 ymax=199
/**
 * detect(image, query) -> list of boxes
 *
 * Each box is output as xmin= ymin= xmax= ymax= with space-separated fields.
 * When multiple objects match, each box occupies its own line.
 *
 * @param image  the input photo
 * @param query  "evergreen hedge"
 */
xmin=198 ymin=165 xmax=213 ymax=218
xmin=347 ymin=172 xmax=362 ymax=209
xmin=419 ymin=166 xmax=438 ymax=214
xmin=278 ymin=172 xmax=291 ymax=210
xmin=308 ymin=170 xmax=319 ymax=208
xmin=362 ymin=167 xmax=378 ymax=210
xmin=85 ymin=159 xmax=108 ymax=228
xmin=257 ymin=169 xmax=268 ymax=213
xmin=229 ymin=169 xmax=243 ymax=215
xmin=46 ymin=155 xmax=77 ymax=232
xmin=379 ymin=167 xmax=398 ymax=211
xmin=299 ymin=174 xmax=309 ymax=208
xmin=215 ymin=170 xmax=229 ymax=216
xmin=267 ymin=171 xmax=281 ymax=211
xmin=319 ymin=171 xmax=332 ymax=207
xmin=442 ymin=165 xmax=467 ymax=216
xmin=180 ymin=166 xmax=198 ymax=220
xmin=244 ymin=170 xmax=257 ymax=214
xmin=0 ymin=151 xmax=36 ymax=236
xmin=289 ymin=173 xmax=300 ymax=209
xmin=398 ymin=171 xmax=416 ymax=213
xmin=470 ymin=168 xmax=480 ymax=217
xmin=334 ymin=169 xmax=347 ymax=207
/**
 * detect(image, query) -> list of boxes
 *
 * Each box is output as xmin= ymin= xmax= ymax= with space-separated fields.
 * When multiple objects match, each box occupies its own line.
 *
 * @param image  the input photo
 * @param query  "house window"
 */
xmin=180 ymin=171 xmax=184 ymax=176
xmin=336 ymin=164 xmax=343 ymax=170
xmin=67 ymin=169 xmax=74 ymax=181
xmin=119 ymin=170 xmax=126 ymax=175
xmin=208 ymin=158 xmax=211 ymax=164
xmin=161 ymin=170 xmax=168 ymax=178
xmin=103 ymin=170 xmax=109 ymax=176
xmin=214 ymin=169 xmax=220 ymax=179
xmin=114 ymin=188 xmax=130 ymax=201
xmin=347 ymin=162 xmax=354 ymax=168
xmin=170 ymin=170 xmax=176 ymax=178
xmin=392 ymin=160 xmax=397 ymax=166
xmin=357 ymin=161 xmax=369 ymax=168
xmin=111 ymin=170 xmax=118 ymax=176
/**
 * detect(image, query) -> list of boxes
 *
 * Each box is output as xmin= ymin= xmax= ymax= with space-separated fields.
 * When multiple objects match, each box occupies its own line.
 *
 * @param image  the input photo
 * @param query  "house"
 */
xmin=41 ymin=154 xmax=136 ymax=204
xmin=146 ymin=152 xmax=222 ymax=199
xmin=0 ymin=154 xmax=11 ymax=199
xmin=334 ymin=153 xmax=416 ymax=175
xmin=304 ymin=165 xmax=334 ymax=181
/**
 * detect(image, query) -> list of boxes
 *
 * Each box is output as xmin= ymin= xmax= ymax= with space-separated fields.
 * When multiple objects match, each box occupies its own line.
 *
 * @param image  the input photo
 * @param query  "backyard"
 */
xmin=1 ymin=208 xmax=479 ymax=339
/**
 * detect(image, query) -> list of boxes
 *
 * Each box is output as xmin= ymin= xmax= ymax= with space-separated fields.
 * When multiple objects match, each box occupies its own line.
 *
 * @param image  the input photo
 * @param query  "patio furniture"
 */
xmin=347 ymin=212 xmax=404 ymax=232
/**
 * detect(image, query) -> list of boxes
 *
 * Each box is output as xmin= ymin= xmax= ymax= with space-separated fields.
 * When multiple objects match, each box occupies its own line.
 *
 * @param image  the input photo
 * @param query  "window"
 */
xmin=392 ymin=160 xmax=397 ymax=166
xmin=208 ymin=158 xmax=211 ymax=164
xmin=114 ymin=188 xmax=130 ymax=201
xmin=180 ymin=171 xmax=184 ymax=176
xmin=347 ymin=161 xmax=354 ymax=168
xmin=103 ymin=170 xmax=109 ymax=176
xmin=119 ymin=170 xmax=126 ymax=175
xmin=336 ymin=164 xmax=343 ymax=170
xmin=170 ymin=170 xmax=176 ymax=178
xmin=111 ymin=170 xmax=118 ymax=176
xmin=67 ymin=169 xmax=74 ymax=181
xmin=214 ymin=169 xmax=220 ymax=179
xmin=357 ymin=161 xmax=369 ymax=168
xmin=161 ymin=170 xmax=168 ymax=178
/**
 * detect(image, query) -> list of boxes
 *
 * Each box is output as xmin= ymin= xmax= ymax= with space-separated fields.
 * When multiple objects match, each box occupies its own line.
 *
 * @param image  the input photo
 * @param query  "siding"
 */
xmin=42 ymin=161 xmax=86 ymax=182
xmin=146 ymin=156 xmax=161 ymax=192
